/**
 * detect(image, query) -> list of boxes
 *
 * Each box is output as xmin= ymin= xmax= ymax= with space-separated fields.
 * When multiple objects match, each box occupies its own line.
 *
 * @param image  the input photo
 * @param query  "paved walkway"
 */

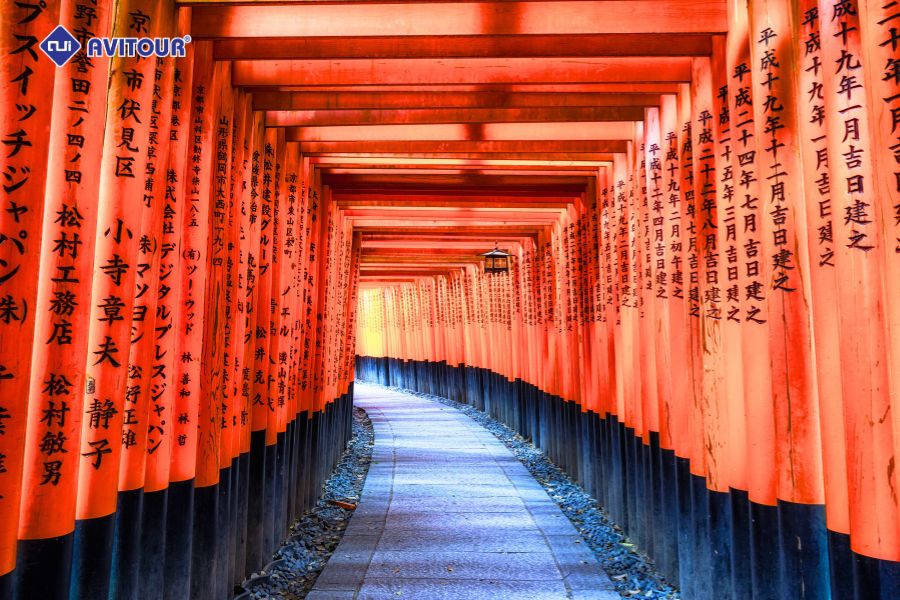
xmin=308 ymin=383 xmax=619 ymax=600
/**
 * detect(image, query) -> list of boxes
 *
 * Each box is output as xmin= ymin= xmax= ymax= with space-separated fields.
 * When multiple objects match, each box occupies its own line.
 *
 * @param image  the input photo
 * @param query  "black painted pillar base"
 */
xmin=0 ymin=571 xmax=12 ymax=600
xmin=233 ymin=452 xmax=250 ymax=589
xmin=245 ymin=429 xmax=267 ymax=575
xmin=777 ymin=500 xmax=828 ymax=600
xmin=12 ymin=532 xmax=73 ymax=600
xmin=263 ymin=439 xmax=276 ymax=559
xmin=189 ymin=483 xmax=218 ymax=600
xmin=275 ymin=432 xmax=288 ymax=547
xmin=749 ymin=501 xmax=780 ymax=600
xmin=729 ymin=489 xmax=753 ymax=600
xmin=109 ymin=488 xmax=144 ymax=600
xmin=69 ymin=512 xmax=116 ymax=600
xmin=215 ymin=466 xmax=231 ymax=600
xmin=138 ymin=488 xmax=168 ymax=600
xmin=163 ymin=479 xmax=194 ymax=600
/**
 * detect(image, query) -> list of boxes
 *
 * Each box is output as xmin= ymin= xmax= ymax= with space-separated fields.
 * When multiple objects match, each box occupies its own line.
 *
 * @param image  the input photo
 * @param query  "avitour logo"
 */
xmin=39 ymin=25 xmax=191 ymax=67
xmin=39 ymin=25 xmax=81 ymax=67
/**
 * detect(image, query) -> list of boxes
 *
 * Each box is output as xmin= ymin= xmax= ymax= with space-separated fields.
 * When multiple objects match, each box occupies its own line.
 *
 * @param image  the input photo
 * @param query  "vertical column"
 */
xmin=689 ymin=56 xmax=720 ymax=600
xmin=112 ymin=4 xmax=177 ymax=597
xmin=646 ymin=107 xmax=673 ymax=451
xmin=71 ymin=3 xmax=167 ymax=598
xmin=12 ymin=1 xmax=105 ymax=597
xmin=265 ymin=129 xmax=286 ymax=547
xmin=748 ymin=8 xmax=825 ymax=578
xmin=597 ymin=168 xmax=614 ymax=420
xmin=278 ymin=143 xmax=302 ymax=523
xmin=659 ymin=94 xmax=690 ymax=584
xmin=241 ymin=111 xmax=266 ymax=576
xmin=818 ymin=0 xmax=899 ymax=578
xmin=192 ymin=59 xmax=233 ymax=600
xmin=217 ymin=87 xmax=244 ymax=593
xmin=227 ymin=92 xmax=255 ymax=587
xmin=0 ymin=0 xmax=60 ymax=590
xmin=793 ymin=3 xmax=854 ymax=596
xmin=724 ymin=5 xmax=780 ymax=596
xmin=142 ymin=11 xmax=191 ymax=598
xmin=249 ymin=126 xmax=277 ymax=565
xmin=158 ymin=15 xmax=194 ymax=598
xmin=659 ymin=95 xmax=690 ymax=465
xmin=167 ymin=38 xmax=214 ymax=600
xmin=859 ymin=5 xmax=900 ymax=586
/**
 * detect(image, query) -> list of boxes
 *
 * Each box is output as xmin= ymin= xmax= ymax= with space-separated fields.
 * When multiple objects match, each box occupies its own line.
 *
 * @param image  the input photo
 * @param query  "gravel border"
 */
xmin=239 ymin=406 xmax=375 ymax=600
xmin=373 ymin=383 xmax=681 ymax=600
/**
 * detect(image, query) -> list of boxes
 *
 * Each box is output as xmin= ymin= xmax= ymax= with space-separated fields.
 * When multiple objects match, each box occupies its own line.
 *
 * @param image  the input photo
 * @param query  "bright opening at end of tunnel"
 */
xmin=1 ymin=0 xmax=899 ymax=599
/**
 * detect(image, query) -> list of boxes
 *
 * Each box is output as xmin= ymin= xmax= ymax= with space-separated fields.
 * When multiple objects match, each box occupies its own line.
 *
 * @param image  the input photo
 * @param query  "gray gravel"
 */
xmin=239 ymin=406 xmax=374 ymax=600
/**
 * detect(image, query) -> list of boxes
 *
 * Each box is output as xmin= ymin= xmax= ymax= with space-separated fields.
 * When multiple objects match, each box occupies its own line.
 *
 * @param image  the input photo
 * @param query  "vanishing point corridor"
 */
xmin=1 ymin=0 xmax=900 ymax=598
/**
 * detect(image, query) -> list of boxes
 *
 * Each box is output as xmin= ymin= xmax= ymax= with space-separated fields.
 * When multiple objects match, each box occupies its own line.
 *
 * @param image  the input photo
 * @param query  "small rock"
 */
xmin=236 ymin=406 xmax=374 ymax=599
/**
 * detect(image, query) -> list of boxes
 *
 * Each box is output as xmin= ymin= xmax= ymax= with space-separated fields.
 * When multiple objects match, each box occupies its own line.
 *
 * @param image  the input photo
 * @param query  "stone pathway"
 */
xmin=307 ymin=383 xmax=619 ymax=600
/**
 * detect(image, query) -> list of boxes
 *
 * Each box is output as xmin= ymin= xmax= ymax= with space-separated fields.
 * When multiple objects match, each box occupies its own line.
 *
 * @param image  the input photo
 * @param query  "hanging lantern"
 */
xmin=480 ymin=243 xmax=511 ymax=274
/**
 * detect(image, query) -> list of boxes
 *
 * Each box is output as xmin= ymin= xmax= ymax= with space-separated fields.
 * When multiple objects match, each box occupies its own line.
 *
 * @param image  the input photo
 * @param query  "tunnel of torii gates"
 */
xmin=0 ymin=0 xmax=899 ymax=599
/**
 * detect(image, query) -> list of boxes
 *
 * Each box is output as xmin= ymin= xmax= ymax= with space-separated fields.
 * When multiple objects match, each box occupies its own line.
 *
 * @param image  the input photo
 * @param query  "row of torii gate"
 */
xmin=1 ymin=1 xmax=900 ymax=599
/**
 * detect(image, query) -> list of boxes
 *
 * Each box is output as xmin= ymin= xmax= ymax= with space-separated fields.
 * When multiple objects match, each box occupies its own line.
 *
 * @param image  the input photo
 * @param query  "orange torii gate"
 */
xmin=0 ymin=0 xmax=899 ymax=599
xmin=353 ymin=4 xmax=900 ymax=600
xmin=2 ymin=4 xmax=359 ymax=600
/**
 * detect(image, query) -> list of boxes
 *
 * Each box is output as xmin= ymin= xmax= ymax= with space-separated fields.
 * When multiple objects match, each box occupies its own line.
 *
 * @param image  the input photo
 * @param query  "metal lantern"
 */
xmin=480 ymin=243 xmax=511 ymax=274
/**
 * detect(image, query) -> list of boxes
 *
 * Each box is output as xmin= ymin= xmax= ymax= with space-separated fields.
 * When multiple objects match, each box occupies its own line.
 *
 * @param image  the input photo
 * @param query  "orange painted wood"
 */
xmin=222 ymin=91 xmax=251 ymax=465
xmin=265 ymin=127 xmax=286 ymax=443
xmin=644 ymin=108 xmax=667 ymax=444
xmin=673 ymin=83 xmax=702 ymax=477
xmin=145 ymin=8 xmax=194 ymax=494
xmin=709 ymin=37 xmax=745 ymax=494
xmin=793 ymin=0 xmax=850 ymax=534
xmin=723 ymin=0 xmax=775 ymax=506
xmin=295 ymin=141 xmax=628 ymax=154
xmin=197 ymin=61 xmax=233 ymax=480
xmin=250 ymin=127 xmax=279 ymax=436
xmin=15 ymin=0 xmax=101 ymax=545
xmin=860 ymin=0 xmax=900 ymax=519
xmin=214 ymin=34 xmax=712 ymax=61
xmin=718 ymin=3 xmax=747 ymax=495
xmin=75 ymin=0 xmax=170 ymax=521
xmin=266 ymin=107 xmax=648 ymax=127
xmin=817 ymin=0 xmax=899 ymax=561
xmin=119 ymin=1 xmax=178 ymax=493
xmin=253 ymin=84 xmax=682 ymax=95
xmin=310 ymin=152 xmax=617 ymax=161
xmin=191 ymin=1 xmax=727 ymax=38
xmin=253 ymin=91 xmax=662 ymax=112
xmin=625 ymin=130 xmax=645 ymax=440
xmin=749 ymin=0 xmax=824 ymax=507
xmin=691 ymin=54 xmax=726 ymax=490
xmin=233 ymin=58 xmax=692 ymax=88
xmin=238 ymin=111 xmax=266 ymax=454
xmin=276 ymin=144 xmax=301 ymax=433
xmin=171 ymin=39 xmax=214 ymax=485
xmin=658 ymin=94 xmax=691 ymax=456
xmin=288 ymin=122 xmax=636 ymax=144
xmin=301 ymin=169 xmax=328 ymax=410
